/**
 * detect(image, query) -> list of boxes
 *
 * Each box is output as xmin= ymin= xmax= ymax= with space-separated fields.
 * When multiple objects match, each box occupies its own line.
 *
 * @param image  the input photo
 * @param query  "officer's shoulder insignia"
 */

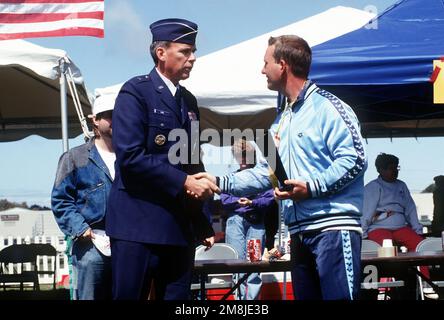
xmin=154 ymin=134 xmax=166 ymax=146
xmin=136 ymin=75 xmax=150 ymax=82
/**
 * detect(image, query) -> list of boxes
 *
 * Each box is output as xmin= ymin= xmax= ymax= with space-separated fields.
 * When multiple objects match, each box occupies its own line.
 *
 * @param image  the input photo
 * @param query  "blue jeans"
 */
xmin=71 ymin=239 xmax=112 ymax=300
xmin=225 ymin=214 xmax=265 ymax=300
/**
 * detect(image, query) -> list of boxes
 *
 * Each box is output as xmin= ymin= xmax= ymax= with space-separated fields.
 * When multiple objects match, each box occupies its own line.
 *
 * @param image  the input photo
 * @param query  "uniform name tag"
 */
xmin=154 ymin=109 xmax=170 ymax=116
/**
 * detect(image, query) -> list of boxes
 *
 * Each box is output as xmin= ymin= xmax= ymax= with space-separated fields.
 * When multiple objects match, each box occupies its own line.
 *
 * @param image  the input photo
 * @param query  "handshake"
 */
xmin=184 ymin=172 xmax=220 ymax=200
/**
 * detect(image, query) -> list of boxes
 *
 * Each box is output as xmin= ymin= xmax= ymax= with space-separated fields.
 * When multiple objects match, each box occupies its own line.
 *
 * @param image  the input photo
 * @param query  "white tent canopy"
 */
xmin=183 ymin=6 xmax=375 ymax=131
xmin=95 ymin=6 xmax=375 ymax=133
xmin=0 ymin=39 xmax=92 ymax=143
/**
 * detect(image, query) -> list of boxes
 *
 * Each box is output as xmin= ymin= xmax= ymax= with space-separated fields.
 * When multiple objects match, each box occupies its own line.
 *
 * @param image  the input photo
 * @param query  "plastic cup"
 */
xmin=382 ymin=239 xmax=393 ymax=247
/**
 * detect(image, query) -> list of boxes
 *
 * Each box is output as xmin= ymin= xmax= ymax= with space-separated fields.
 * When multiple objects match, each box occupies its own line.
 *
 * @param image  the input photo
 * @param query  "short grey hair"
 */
xmin=150 ymin=41 xmax=171 ymax=65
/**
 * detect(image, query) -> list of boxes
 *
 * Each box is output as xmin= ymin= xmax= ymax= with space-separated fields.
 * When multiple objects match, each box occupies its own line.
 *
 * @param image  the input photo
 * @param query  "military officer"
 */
xmin=106 ymin=18 xmax=219 ymax=300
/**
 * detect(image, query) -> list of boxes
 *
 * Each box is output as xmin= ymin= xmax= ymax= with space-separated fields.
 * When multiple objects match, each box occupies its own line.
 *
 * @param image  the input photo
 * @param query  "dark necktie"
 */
xmin=174 ymin=86 xmax=181 ymax=106
xmin=175 ymin=87 xmax=187 ymax=123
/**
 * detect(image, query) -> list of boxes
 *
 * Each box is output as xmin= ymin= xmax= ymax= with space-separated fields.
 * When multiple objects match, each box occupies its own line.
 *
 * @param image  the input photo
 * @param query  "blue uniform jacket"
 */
xmin=106 ymin=68 xmax=213 ymax=246
xmin=51 ymin=138 xmax=112 ymax=239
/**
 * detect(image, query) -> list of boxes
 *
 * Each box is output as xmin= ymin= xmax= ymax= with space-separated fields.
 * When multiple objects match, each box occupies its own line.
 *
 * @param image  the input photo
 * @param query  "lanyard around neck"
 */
xmin=274 ymin=102 xmax=293 ymax=142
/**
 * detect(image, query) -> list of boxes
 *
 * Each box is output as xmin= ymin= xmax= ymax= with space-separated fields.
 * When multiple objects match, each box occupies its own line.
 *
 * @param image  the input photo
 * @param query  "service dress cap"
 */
xmin=150 ymin=18 xmax=198 ymax=45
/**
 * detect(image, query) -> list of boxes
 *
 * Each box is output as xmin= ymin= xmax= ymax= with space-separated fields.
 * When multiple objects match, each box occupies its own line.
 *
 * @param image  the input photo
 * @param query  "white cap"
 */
xmin=91 ymin=94 xmax=115 ymax=116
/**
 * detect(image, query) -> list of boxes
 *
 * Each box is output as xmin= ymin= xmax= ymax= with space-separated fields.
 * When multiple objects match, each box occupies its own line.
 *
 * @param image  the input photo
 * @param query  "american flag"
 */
xmin=0 ymin=0 xmax=104 ymax=40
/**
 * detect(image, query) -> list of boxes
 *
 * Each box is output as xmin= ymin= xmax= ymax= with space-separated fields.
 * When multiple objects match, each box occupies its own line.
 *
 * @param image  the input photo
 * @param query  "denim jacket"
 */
xmin=51 ymin=139 xmax=113 ymax=239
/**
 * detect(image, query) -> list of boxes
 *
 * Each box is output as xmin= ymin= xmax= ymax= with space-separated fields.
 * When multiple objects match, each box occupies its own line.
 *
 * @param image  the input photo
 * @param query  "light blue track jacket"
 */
xmin=219 ymin=81 xmax=367 ymax=235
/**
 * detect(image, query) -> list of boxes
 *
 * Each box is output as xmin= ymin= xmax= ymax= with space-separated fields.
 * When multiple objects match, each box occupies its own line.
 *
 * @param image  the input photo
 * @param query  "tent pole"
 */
xmin=59 ymin=58 xmax=74 ymax=300
xmin=59 ymin=59 xmax=69 ymax=152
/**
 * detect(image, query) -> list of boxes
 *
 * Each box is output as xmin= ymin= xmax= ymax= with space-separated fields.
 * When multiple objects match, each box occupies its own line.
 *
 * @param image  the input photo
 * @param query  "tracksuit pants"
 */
xmin=290 ymin=230 xmax=361 ymax=300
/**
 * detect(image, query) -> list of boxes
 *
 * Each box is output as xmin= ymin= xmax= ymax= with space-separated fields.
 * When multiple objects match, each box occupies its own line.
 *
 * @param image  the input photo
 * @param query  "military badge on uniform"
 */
xmin=155 ymin=134 xmax=166 ymax=146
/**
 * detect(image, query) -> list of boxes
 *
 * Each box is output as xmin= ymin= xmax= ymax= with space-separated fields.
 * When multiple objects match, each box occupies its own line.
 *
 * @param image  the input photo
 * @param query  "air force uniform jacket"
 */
xmin=106 ymin=68 xmax=214 ymax=246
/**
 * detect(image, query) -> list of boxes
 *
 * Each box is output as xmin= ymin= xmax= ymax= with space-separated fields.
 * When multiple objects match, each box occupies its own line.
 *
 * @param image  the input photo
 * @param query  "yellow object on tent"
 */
xmin=433 ymin=59 xmax=444 ymax=104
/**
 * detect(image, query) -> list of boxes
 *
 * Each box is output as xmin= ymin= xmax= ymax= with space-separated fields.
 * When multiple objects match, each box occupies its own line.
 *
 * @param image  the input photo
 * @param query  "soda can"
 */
xmin=246 ymin=239 xmax=254 ymax=261
xmin=247 ymin=239 xmax=262 ymax=262
xmin=280 ymin=237 xmax=291 ymax=255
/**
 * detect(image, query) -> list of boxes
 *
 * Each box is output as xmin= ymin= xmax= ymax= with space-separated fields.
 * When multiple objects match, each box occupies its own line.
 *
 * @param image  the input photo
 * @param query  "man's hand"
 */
xmin=274 ymin=179 xmax=310 ymax=201
xmin=184 ymin=174 xmax=220 ymax=200
xmin=193 ymin=172 xmax=216 ymax=184
xmin=202 ymin=236 xmax=215 ymax=251
xmin=371 ymin=210 xmax=393 ymax=223
xmin=81 ymin=228 xmax=94 ymax=240
xmin=238 ymin=197 xmax=252 ymax=207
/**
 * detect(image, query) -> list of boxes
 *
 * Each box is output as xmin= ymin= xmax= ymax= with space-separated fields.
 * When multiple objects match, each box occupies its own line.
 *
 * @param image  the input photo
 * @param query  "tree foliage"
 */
xmin=422 ymin=183 xmax=435 ymax=193
xmin=0 ymin=199 xmax=50 ymax=211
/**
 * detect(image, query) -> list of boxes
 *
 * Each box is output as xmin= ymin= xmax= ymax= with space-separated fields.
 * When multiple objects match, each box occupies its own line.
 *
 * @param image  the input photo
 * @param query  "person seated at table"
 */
xmin=220 ymin=138 xmax=276 ymax=300
xmin=362 ymin=153 xmax=429 ymax=278
xmin=431 ymin=175 xmax=444 ymax=237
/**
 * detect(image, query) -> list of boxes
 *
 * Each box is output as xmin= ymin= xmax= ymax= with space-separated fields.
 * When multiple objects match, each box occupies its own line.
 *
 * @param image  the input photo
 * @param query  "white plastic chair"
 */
xmin=415 ymin=237 xmax=444 ymax=300
xmin=195 ymin=243 xmax=238 ymax=261
xmin=361 ymin=239 xmax=404 ymax=299
xmin=192 ymin=243 xmax=239 ymax=297
xmin=361 ymin=239 xmax=380 ymax=254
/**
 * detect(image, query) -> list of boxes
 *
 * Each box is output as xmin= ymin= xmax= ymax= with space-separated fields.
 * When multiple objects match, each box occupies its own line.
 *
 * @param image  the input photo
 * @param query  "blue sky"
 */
xmin=1 ymin=0 xmax=443 ymax=207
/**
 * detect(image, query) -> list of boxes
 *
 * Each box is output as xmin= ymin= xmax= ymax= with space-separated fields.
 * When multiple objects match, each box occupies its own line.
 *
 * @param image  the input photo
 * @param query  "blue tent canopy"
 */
xmin=311 ymin=0 xmax=444 ymax=138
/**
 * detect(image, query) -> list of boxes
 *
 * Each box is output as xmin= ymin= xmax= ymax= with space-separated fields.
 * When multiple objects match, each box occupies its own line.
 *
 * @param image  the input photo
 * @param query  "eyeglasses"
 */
xmin=385 ymin=165 xmax=401 ymax=171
